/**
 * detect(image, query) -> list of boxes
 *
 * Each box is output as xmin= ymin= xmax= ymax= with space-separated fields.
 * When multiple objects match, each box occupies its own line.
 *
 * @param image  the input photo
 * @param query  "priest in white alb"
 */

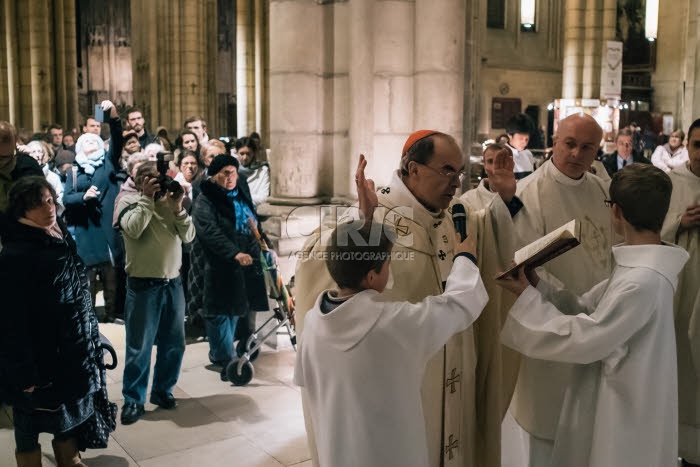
xmin=459 ymin=143 xmax=522 ymax=467
xmin=508 ymin=113 xmax=616 ymax=466
xmin=662 ymin=119 xmax=700 ymax=467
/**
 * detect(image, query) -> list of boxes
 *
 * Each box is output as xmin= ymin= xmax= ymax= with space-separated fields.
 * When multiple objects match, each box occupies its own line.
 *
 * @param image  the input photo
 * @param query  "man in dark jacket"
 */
xmin=602 ymin=128 xmax=651 ymax=177
xmin=126 ymin=107 xmax=159 ymax=149
xmin=0 ymin=121 xmax=43 ymax=243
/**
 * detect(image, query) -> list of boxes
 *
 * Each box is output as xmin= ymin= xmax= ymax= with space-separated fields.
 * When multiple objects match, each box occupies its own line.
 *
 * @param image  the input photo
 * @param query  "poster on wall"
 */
xmin=600 ymin=41 xmax=623 ymax=99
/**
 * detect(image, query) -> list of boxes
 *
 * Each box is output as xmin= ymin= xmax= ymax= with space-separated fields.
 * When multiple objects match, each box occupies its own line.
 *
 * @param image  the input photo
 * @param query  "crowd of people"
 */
xmin=0 ymin=101 xmax=275 ymax=465
xmin=0 ymin=103 xmax=699 ymax=467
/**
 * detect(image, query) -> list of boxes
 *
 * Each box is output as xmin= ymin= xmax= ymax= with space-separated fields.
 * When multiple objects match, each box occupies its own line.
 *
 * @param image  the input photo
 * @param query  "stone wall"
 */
xmin=478 ymin=67 xmax=562 ymax=138
xmin=269 ymin=0 xmax=473 ymax=203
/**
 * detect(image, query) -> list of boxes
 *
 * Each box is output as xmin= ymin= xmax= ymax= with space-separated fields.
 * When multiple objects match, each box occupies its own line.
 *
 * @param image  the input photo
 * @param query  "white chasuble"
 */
xmin=511 ymin=160 xmax=615 ymax=441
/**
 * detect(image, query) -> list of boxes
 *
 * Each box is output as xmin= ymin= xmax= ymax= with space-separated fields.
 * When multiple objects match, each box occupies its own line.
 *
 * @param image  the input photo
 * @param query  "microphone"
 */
xmin=452 ymin=203 xmax=467 ymax=242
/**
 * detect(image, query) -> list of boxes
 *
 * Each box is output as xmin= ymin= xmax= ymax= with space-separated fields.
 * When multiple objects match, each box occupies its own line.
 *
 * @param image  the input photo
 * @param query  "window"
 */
xmin=487 ymin=0 xmax=505 ymax=29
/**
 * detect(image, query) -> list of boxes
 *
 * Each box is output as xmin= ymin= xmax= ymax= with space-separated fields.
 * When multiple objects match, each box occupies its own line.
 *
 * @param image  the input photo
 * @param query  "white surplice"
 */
xmin=294 ymin=257 xmax=488 ymax=467
xmin=501 ymin=244 xmax=689 ymax=467
xmin=662 ymin=162 xmax=700 ymax=463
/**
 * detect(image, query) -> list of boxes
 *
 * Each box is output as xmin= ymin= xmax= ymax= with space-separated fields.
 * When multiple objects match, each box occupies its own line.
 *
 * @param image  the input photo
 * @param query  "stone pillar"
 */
xmin=2 ymin=0 xmax=20 ymax=123
xmin=562 ymin=0 xmax=616 ymax=101
xmin=369 ymin=0 xmax=414 ymax=189
xmin=254 ymin=0 xmax=264 ymax=135
xmin=268 ymin=0 xmax=327 ymax=204
xmin=414 ymin=0 xmax=465 ymax=144
xmin=131 ymin=0 xmax=215 ymax=133
xmin=0 ymin=0 xmax=78 ymax=130
xmin=463 ymin=0 xmax=482 ymax=179
xmin=562 ymin=0 xmax=585 ymax=98
xmin=344 ymin=0 xmax=373 ymax=197
xmin=237 ymin=0 xmax=255 ymax=137
xmin=685 ymin=0 xmax=700 ymax=130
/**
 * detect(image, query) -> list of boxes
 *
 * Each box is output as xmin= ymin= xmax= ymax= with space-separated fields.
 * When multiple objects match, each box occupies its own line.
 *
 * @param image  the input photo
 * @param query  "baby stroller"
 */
xmin=225 ymin=221 xmax=296 ymax=386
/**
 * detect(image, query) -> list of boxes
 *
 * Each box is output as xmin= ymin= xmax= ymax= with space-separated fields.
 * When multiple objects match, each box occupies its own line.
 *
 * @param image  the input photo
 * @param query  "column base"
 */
xmin=265 ymin=196 xmax=329 ymax=206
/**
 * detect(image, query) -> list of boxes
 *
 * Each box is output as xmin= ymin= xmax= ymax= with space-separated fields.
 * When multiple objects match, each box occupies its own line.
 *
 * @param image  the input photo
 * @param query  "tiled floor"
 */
xmin=0 ymin=323 xmax=311 ymax=467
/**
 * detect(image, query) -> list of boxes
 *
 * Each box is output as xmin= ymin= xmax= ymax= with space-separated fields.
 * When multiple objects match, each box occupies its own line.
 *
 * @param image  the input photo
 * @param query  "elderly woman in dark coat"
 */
xmin=63 ymin=100 xmax=124 ymax=323
xmin=190 ymin=155 xmax=268 ymax=378
xmin=0 ymin=177 xmax=105 ymax=466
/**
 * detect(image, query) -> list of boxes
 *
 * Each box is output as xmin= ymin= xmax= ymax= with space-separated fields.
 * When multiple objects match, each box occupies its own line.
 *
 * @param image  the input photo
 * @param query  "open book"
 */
xmin=496 ymin=219 xmax=581 ymax=279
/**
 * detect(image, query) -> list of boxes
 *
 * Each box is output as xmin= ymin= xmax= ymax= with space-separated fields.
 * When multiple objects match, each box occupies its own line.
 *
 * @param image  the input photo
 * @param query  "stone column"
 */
xmin=562 ymin=0 xmax=585 ymax=98
xmin=2 ymin=0 xmax=20 ymax=123
xmin=369 ymin=0 xmax=414 ymax=189
xmin=254 ymin=0 xmax=264 ymax=135
xmin=131 ymin=0 xmax=214 ymax=133
xmin=237 ymin=0 xmax=255 ymax=137
xmin=562 ymin=0 xmax=616 ymax=101
xmin=680 ymin=0 xmax=700 ymax=130
xmin=463 ymin=0 xmax=483 ymax=180
xmin=268 ymin=0 xmax=327 ymax=204
xmin=0 ymin=0 xmax=78 ymax=129
xmin=343 ymin=0 xmax=373 ymax=198
xmin=414 ymin=0 xmax=465 ymax=144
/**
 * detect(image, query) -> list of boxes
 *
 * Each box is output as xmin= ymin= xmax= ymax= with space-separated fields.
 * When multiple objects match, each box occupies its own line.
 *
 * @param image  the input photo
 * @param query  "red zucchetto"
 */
xmin=402 ymin=130 xmax=442 ymax=156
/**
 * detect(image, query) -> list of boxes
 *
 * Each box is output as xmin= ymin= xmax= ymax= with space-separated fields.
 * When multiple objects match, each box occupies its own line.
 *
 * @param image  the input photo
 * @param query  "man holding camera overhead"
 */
xmin=115 ymin=159 xmax=195 ymax=425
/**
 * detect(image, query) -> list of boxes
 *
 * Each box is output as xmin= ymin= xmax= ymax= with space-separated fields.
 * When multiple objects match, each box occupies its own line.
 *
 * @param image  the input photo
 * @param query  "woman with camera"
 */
xmin=0 ymin=176 xmax=112 ymax=467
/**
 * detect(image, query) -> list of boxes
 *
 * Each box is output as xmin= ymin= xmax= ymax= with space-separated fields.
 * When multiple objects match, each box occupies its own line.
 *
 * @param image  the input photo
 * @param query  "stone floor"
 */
xmin=0 ymin=323 xmax=311 ymax=467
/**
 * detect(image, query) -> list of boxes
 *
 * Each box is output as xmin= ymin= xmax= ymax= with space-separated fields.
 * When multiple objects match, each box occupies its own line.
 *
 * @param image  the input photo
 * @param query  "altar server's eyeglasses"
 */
xmin=603 ymin=199 xmax=614 ymax=207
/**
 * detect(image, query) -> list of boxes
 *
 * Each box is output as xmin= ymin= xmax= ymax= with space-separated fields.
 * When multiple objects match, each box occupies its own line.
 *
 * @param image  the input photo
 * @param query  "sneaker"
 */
xmin=120 ymin=402 xmax=145 ymax=425
xmin=149 ymin=391 xmax=177 ymax=410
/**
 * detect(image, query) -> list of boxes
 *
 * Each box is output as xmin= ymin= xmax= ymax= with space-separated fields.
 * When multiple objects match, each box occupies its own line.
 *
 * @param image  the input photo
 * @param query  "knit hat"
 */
xmin=402 ymin=130 xmax=440 ymax=156
xmin=208 ymin=154 xmax=239 ymax=176
xmin=54 ymin=149 xmax=75 ymax=167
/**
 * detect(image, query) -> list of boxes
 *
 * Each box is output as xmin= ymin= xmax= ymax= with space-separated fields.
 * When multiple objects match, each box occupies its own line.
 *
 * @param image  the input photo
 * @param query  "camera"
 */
xmin=155 ymin=152 xmax=183 ymax=200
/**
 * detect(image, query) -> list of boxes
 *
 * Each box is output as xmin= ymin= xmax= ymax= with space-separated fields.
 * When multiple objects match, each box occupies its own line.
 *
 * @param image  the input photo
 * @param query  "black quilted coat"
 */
xmin=0 ymin=219 xmax=101 ymax=410
xmin=190 ymin=178 xmax=269 ymax=317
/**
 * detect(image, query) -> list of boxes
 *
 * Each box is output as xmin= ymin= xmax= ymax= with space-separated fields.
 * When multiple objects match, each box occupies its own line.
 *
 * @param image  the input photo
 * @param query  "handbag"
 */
xmin=76 ymin=335 xmax=118 ymax=450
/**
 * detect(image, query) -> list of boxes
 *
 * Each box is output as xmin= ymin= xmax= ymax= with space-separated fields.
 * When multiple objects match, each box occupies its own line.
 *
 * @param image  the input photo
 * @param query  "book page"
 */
xmin=513 ymin=219 xmax=578 ymax=265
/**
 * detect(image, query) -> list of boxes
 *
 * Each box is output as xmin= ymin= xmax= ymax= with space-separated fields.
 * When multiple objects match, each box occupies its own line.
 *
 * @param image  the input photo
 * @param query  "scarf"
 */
xmin=226 ymin=188 xmax=256 ymax=234
xmin=75 ymin=133 xmax=106 ymax=175
xmin=18 ymin=217 xmax=63 ymax=240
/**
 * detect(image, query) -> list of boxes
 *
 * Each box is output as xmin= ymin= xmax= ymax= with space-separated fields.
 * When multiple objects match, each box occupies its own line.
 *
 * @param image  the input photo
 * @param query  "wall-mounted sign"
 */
xmin=600 ymin=41 xmax=623 ymax=99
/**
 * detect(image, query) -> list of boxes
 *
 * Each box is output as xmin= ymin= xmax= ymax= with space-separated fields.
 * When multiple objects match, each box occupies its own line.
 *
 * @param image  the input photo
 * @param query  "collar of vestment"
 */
xmin=546 ymin=159 xmax=591 ymax=187
xmin=612 ymin=243 xmax=689 ymax=290
xmin=380 ymin=170 xmax=446 ymax=226
xmin=309 ymin=288 xmax=383 ymax=351
xmin=478 ymin=178 xmax=495 ymax=195
xmin=676 ymin=162 xmax=700 ymax=181
xmin=374 ymin=171 xmax=452 ymax=258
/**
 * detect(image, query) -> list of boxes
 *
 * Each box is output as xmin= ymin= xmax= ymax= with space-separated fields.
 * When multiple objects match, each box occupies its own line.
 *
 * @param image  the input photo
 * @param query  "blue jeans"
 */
xmin=204 ymin=315 xmax=239 ymax=365
xmin=12 ymin=407 xmax=75 ymax=453
xmin=122 ymin=276 xmax=186 ymax=405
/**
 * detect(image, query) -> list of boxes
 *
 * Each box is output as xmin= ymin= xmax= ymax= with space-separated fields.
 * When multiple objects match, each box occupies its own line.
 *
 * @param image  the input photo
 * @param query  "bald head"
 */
xmin=558 ymin=113 xmax=603 ymax=140
xmin=552 ymin=113 xmax=603 ymax=179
